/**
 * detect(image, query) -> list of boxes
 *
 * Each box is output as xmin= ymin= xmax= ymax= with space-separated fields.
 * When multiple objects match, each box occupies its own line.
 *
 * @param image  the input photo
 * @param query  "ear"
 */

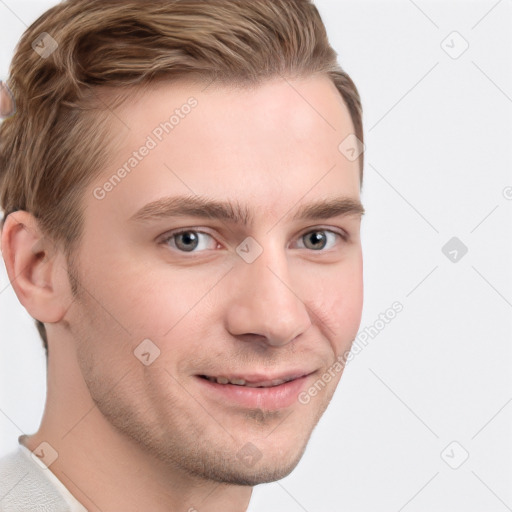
xmin=1 ymin=211 xmax=70 ymax=323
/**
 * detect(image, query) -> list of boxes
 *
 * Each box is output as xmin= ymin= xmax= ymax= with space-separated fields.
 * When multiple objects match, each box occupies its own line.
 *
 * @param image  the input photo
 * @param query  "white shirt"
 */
xmin=0 ymin=438 xmax=88 ymax=512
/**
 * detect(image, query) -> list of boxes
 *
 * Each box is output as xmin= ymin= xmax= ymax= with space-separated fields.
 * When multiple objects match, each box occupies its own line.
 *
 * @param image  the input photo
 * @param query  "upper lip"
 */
xmin=198 ymin=370 xmax=315 ymax=386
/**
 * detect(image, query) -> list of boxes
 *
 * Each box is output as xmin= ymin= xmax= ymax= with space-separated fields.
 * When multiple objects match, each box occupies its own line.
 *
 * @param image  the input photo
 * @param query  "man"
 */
xmin=0 ymin=0 xmax=365 ymax=510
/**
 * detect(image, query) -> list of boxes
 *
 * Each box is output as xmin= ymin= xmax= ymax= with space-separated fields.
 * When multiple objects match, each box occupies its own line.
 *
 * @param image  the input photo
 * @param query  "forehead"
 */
xmin=88 ymin=75 xmax=361 ymax=224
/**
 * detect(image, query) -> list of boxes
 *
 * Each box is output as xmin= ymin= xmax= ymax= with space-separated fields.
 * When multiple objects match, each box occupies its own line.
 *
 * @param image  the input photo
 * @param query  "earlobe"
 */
xmin=1 ymin=210 xmax=68 ymax=323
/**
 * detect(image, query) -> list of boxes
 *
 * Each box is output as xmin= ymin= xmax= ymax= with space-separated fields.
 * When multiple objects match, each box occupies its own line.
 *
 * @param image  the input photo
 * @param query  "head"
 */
xmin=0 ymin=0 xmax=364 ymax=486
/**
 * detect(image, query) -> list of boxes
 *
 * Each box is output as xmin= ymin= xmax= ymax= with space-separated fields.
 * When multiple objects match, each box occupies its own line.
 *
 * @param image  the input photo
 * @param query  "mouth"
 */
xmin=198 ymin=374 xmax=300 ymax=388
xmin=195 ymin=371 xmax=315 ymax=410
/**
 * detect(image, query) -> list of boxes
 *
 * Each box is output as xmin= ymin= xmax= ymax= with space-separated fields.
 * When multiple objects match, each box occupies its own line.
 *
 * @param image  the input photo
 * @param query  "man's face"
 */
xmin=65 ymin=75 xmax=364 ymax=485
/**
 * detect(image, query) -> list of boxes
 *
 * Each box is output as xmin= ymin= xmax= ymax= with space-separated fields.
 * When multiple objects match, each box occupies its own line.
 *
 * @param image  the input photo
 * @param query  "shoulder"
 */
xmin=0 ymin=445 xmax=71 ymax=512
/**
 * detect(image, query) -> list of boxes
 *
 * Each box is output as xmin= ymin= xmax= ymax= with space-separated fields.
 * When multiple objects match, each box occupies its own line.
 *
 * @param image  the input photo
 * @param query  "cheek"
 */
xmin=78 ymin=251 xmax=189 ymax=336
xmin=311 ymin=258 xmax=363 ymax=350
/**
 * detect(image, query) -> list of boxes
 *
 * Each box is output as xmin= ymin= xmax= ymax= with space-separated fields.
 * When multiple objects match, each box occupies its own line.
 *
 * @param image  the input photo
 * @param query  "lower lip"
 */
xmin=195 ymin=374 xmax=312 ymax=410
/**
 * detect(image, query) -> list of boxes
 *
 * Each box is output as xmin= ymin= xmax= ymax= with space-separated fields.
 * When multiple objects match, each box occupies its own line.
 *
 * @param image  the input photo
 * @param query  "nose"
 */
xmin=225 ymin=242 xmax=312 ymax=347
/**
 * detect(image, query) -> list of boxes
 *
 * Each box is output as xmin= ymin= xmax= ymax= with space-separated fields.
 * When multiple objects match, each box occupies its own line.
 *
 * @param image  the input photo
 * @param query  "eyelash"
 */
xmin=160 ymin=227 xmax=349 ymax=254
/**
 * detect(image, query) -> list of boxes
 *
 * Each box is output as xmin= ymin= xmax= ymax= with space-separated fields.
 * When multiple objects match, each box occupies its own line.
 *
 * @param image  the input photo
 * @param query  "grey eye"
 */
xmin=174 ymin=231 xmax=200 ymax=252
xmin=303 ymin=231 xmax=328 ymax=250
xmin=163 ymin=230 xmax=217 ymax=253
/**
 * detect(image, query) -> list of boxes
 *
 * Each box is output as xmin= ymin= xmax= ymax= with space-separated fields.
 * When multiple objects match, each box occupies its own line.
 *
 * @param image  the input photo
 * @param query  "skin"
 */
xmin=1 ymin=75 xmax=364 ymax=512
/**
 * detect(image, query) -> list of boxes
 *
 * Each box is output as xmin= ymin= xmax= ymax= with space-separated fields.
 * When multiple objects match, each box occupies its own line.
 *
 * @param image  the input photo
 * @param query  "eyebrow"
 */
xmin=129 ymin=194 xmax=365 ymax=226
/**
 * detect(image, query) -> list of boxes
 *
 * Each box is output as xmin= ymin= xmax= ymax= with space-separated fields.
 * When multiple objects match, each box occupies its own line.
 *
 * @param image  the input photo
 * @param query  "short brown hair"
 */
xmin=0 ymin=0 xmax=364 ymax=355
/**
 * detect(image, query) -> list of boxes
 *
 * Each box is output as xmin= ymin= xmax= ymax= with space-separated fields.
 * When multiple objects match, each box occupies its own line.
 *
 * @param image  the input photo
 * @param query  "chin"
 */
xmin=202 ymin=447 xmax=307 ymax=486
xmin=188 ymin=433 xmax=311 ymax=486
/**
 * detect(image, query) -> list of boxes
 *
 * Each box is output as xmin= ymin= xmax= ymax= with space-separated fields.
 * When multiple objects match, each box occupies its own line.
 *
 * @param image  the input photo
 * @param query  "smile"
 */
xmin=199 ymin=375 xmax=297 ymax=387
xmin=195 ymin=371 xmax=316 ymax=410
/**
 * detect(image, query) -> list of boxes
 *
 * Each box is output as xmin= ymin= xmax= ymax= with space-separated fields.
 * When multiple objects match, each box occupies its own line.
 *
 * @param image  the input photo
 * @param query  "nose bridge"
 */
xmin=226 ymin=239 xmax=312 ymax=346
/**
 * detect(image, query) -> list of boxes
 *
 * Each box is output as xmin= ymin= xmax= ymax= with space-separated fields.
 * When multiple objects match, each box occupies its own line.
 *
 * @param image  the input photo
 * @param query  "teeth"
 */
xmin=204 ymin=375 xmax=292 ymax=387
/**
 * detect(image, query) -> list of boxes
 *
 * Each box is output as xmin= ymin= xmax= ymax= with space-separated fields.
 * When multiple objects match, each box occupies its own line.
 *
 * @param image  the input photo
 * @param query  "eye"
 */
xmin=294 ymin=229 xmax=346 ymax=251
xmin=161 ymin=230 xmax=218 ymax=253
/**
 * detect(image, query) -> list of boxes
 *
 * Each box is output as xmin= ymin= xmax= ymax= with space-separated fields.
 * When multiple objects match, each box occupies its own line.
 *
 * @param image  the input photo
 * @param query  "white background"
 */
xmin=1 ymin=1 xmax=511 ymax=511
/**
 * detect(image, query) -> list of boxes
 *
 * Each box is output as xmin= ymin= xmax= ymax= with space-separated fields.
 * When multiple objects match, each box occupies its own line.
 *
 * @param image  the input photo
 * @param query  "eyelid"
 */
xmin=297 ymin=225 xmax=349 ymax=241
